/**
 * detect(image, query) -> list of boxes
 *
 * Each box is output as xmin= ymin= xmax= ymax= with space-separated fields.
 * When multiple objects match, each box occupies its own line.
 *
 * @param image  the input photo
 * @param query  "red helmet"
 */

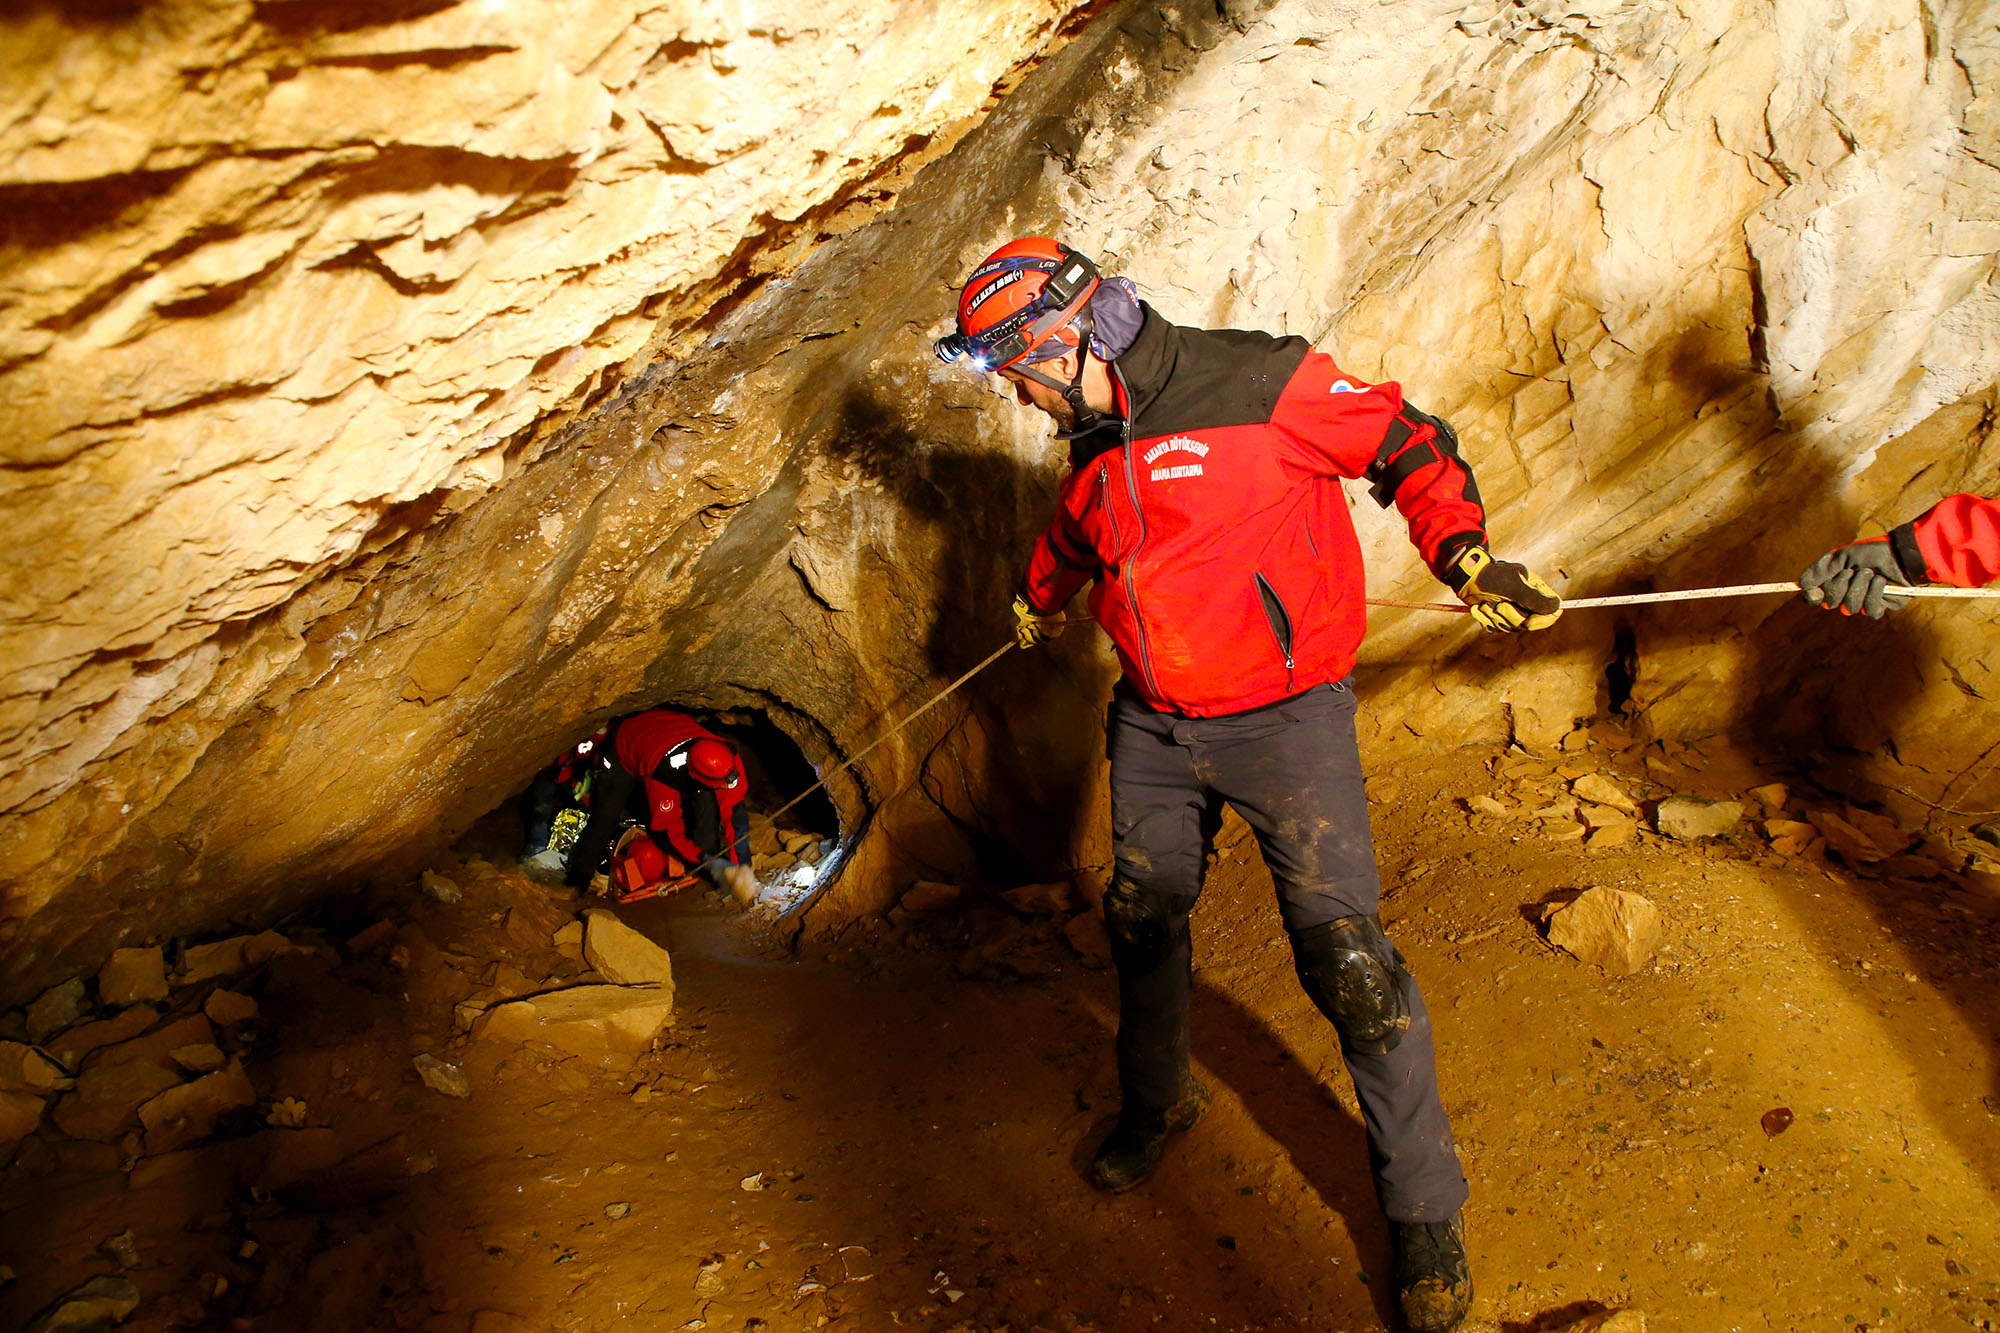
xmin=685 ymin=737 xmax=740 ymax=789
xmin=936 ymin=237 xmax=1101 ymax=374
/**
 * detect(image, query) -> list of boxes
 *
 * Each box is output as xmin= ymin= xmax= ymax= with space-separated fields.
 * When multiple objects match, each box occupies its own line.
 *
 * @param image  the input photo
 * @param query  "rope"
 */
xmin=753 ymin=639 xmax=1016 ymax=831
xmin=744 ymin=578 xmax=1996 ymax=880
xmin=1365 ymin=581 xmax=2000 ymax=615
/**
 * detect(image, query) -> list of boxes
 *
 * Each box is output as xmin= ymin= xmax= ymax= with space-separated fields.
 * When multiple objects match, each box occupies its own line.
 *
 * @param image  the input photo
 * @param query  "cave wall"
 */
xmin=5 ymin=0 xmax=1999 ymax=998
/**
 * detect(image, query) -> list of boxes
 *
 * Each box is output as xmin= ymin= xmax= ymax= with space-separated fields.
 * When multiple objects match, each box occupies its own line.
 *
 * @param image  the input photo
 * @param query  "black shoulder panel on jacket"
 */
xmin=1118 ymin=313 xmax=1313 ymax=439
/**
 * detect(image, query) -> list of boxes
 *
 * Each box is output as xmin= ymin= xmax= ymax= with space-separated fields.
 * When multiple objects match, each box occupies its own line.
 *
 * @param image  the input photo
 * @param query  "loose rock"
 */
xmin=582 ymin=910 xmax=676 ymax=989
xmin=180 ymin=931 xmax=295 ymax=985
xmin=96 ymin=948 xmax=170 ymax=1007
xmin=203 ymin=989 xmax=260 ymax=1027
xmin=1062 ymin=912 xmax=1113 ymax=969
xmin=1570 ymin=774 xmax=1639 ymax=816
xmin=413 ymin=1053 xmax=473 ymax=1099
xmin=1546 ymin=887 xmax=1664 ymax=975
xmin=1655 ymin=796 xmax=1744 ymax=840
xmin=1000 ymin=881 xmax=1075 ymax=915
xmin=25 ymin=978 xmax=88 ymax=1044
xmin=170 ymin=1043 xmax=227 ymax=1073
xmin=421 ymin=870 xmax=463 ymax=903
xmin=1747 ymin=782 xmax=1789 ymax=813
xmin=474 ymin=985 xmax=674 ymax=1067
xmin=0 ymin=1042 xmax=68 ymax=1095
xmin=49 ymin=1007 xmax=159 ymax=1069
xmin=0 ymin=1089 xmax=46 ymax=1147
xmin=898 ymin=881 xmax=960 ymax=913
xmin=23 ymin=1275 xmax=140 ymax=1333
xmin=138 ymin=1059 xmax=256 ymax=1155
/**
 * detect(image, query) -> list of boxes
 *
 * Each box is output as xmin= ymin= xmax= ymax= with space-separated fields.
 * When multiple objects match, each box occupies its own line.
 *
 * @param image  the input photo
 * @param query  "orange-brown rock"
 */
xmin=472 ymin=985 xmax=673 ymax=1069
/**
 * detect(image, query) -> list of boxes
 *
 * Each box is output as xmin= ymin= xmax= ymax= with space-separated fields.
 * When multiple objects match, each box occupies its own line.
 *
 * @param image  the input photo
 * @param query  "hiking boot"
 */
xmin=1391 ymin=1212 xmax=1473 ymax=1333
xmin=1089 ymin=1075 xmax=1210 ymax=1192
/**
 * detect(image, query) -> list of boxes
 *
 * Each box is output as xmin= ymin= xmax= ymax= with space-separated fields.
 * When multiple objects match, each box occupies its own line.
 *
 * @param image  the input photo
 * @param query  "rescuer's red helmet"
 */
xmin=685 ymin=737 xmax=740 ymax=789
xmin=935 ymin=237 xmax=1101 ymax=374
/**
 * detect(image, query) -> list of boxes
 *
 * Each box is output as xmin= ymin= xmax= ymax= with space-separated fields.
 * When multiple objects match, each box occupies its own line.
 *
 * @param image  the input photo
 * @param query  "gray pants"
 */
xmin=1104 ymin=678 xmax=1468 ymax=1223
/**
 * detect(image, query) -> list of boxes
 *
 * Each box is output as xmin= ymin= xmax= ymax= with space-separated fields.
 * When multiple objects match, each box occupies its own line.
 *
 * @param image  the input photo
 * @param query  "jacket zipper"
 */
xmin=1112 ymin=364 xmax=1164 ymax=703
xmin=1099 ymin=462 xmax=1119 ymax=551
xmin=1254 ymin=571 xmax=1296 ymax=686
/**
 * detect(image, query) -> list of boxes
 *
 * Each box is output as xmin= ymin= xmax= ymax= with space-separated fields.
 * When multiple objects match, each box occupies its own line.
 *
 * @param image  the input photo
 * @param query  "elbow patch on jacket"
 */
xmin=1365 ymin=406 xmax=1485 ymax=512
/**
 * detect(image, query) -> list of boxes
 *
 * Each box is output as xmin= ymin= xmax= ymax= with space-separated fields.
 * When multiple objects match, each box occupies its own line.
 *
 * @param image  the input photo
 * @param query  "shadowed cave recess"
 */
xmin=4 ymin=0 xmax=2000 ymax=1330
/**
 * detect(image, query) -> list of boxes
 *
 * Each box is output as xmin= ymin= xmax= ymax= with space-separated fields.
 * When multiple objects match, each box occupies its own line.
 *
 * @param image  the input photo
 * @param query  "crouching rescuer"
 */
xmin=564 ymin=708 xmax=758 ymax=907
xmin=940 ymin=238 xmax=1564 ymax=1333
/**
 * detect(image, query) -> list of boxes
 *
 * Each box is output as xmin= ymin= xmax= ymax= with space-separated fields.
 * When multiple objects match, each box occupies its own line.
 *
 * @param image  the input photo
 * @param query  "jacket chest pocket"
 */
xmin=1075 ymin=461 xmax=1133 ymax=566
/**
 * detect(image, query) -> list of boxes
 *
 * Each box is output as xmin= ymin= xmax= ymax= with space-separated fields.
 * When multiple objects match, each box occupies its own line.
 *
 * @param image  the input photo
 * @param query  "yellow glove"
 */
xmin=1447 ymin=546 xmax=1562 ymax=632
xmin=1011 ymin=595 xmax=1065 ymax=649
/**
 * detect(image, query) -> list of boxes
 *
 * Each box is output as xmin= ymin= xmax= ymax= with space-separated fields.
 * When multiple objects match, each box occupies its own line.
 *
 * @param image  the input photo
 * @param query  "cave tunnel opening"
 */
xmin=506 ymin=703 xmax=846 ymax=914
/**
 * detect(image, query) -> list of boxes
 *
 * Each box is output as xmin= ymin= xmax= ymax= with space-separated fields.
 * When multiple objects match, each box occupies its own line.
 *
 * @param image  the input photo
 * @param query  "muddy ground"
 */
xmin=3 ymin=727 xmax=1998 ymax=1333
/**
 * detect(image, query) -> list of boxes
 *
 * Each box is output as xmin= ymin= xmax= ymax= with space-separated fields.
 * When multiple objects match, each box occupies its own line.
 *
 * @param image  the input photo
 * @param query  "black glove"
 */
xmin=1443 ymin=546 xmax=1562 ymax=632
xmin=1798 ymin=538 xmax=1915 ymax=619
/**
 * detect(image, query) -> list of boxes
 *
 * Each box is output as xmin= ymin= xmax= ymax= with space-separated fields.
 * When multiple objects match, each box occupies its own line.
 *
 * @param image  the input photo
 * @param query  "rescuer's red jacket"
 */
xmin=1894 ymin=493 xmax=2000 ymax=589
xmin=1019 ymin=307 xmax=1488 ymax=717
xmin=615 ymin=710 xmax=747 ymax=864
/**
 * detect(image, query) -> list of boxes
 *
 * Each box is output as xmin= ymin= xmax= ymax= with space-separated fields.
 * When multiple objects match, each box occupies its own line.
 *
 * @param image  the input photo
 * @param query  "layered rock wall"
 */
xmin=5 ymin=0 xmax=1998 ymax=997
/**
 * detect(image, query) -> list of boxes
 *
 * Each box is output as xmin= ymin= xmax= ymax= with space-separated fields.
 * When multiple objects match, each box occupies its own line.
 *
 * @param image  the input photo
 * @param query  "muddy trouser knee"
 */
xmin=1105 ymin=693 xmax=1220 ymax=1114
xmin=1109 ymin=680 xmax=1468 ymax=1222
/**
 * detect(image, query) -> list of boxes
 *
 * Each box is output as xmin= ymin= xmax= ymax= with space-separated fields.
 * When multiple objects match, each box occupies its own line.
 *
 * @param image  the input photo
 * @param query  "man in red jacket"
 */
xmin=939 ymin=237 xmax=1564 ymax=1333
xmin=564 ymin=708 xmax=757 ymax=906
xmin=1799 ymin=493 xmax=2000 ymax=617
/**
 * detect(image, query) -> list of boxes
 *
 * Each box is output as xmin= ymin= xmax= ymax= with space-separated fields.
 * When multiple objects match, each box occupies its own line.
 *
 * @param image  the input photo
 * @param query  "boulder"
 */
xmin=581 ymin=910 xmax=675 ymax=989
xmin=138 ymin=1058 xmax=256 ymax=1155
xmin=1570 ymin=774 xmax=1639 ymax=817
xmin=0 ymin=1089 xmax=46 ymax=1147
xmin=25 ymin=979 xmax=88 ymax=1044
xmin=1546 ymin=887 xmax=1663 ymax=976
xmin=0 ymin=1042 xmax=68 ymax=1096
xmin=473 ymin=985 xmax=674 ymax=1067
xmin=1655 ymin=797 xmax=1744 ymax=840
xmin=203 ymin=989 xmax=260 ymax=1027
xmin=96 ymin=948 xmax=169 ymax=1006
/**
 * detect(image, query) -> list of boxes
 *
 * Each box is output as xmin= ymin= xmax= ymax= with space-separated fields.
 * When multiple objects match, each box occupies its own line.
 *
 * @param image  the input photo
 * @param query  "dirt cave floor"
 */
xmin=4 ymin=729 xmax=2000 ymax=1333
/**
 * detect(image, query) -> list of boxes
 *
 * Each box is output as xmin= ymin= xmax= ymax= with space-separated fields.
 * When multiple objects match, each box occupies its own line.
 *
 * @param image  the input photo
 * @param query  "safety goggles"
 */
xmin=935 ymin=247 xmax=1100 ymax=372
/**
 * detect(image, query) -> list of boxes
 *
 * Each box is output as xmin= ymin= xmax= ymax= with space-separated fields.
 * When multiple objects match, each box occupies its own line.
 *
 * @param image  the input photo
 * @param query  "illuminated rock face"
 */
xmin=3 ymin=0 xmax=1996 ymax=997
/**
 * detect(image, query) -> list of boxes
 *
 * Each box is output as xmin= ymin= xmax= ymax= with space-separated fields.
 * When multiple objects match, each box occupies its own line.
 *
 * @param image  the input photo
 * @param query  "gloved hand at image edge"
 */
xmin=719 ymin=863 xmax=759 ymax=909
xmin=1797 ymin=536 xmax=1917 ymax=619
xmin=1012 ymin=593 xmax=1066 ymax=649
xmin=1444 ymin=546 xmax=1563 ymax=632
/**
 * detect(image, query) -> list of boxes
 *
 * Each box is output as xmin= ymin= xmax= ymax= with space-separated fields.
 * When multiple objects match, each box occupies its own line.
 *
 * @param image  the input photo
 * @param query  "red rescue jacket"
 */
xmin=1020 ymin=307 xmax=1487 ymax=717
xmin=615 ymin=710 xmax=746 ymax=865
xmin=1894 ymin=493 xmax=2000 ymax=588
